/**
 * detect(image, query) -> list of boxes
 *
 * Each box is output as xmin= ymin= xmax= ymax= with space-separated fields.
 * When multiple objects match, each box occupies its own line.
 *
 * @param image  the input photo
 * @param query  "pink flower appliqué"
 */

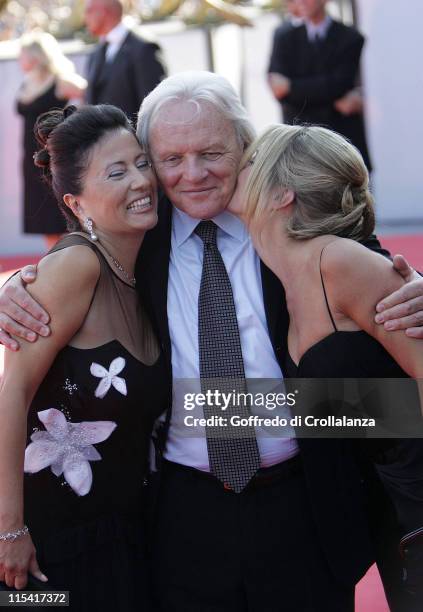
xmin=90 ymin=357 xmax=127 ymax=399
xmin=24 ymin=408 xmax=116 ymax=496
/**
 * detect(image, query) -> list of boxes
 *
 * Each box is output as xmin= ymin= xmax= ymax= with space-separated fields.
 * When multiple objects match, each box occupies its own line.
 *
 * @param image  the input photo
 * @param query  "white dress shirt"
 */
xmin=164 ymin=208 xmax=298 ymax=470
xmin=305 ymin=15 xmax=332 ymax=42
xmin=102 ymin=21 xmax=129 ymax=63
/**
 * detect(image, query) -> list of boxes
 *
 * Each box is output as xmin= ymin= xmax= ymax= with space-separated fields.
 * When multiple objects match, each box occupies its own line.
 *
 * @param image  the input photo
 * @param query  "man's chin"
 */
xmin=176 ymin=200 xmax=228 ymax=220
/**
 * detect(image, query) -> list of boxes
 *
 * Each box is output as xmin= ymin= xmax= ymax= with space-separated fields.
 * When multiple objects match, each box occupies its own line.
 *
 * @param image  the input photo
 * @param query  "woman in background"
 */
xmin=16 ymin=30 xmax=86 ymax=250
xmin=229 ymin=124 xmax=423 ymax=611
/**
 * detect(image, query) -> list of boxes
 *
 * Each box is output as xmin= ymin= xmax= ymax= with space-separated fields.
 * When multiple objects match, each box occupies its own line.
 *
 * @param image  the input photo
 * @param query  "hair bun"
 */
xmin=63 ymin=105 xmax=77 ymax=119
xmin=34 ymin=108 xmax=67 ymax=149
xmin=33 ymin=147 xmax=51 ymax=170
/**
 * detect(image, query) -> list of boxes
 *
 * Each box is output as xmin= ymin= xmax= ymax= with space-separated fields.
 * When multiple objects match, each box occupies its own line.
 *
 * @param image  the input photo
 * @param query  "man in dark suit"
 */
xmin=133 ymin=73 xmax=423 ymax=610
xmin=268 ymin=0 xmax=372 ymax=170
xmin=84 ymin=0 xmax=165 ymax=124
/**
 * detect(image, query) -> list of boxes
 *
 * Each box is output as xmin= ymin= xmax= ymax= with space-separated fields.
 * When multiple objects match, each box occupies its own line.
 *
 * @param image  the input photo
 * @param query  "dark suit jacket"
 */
xmin=86 ymin=29 xmax=166 ymax=125
xmin=135 ymin=194 xmax=394 ymax=587
xmin=268 ymin=19 xmax=372 ymax=170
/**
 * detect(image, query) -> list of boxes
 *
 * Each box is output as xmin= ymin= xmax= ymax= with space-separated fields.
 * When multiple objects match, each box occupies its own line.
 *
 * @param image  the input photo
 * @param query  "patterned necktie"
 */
xmin=195 ymin=220 xmax=260 ymax=492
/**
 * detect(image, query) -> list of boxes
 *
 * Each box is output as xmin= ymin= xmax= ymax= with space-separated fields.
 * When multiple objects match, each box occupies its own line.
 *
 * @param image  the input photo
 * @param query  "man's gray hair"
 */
xmin=136 ymin=71 xmax=256 ymax=152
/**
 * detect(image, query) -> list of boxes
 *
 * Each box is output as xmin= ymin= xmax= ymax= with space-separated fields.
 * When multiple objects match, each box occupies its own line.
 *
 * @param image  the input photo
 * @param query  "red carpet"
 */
xmin=380 ymin=234 xmax=423 ymax=271
xmin=0 ymin=233 xmax=421 ymax=610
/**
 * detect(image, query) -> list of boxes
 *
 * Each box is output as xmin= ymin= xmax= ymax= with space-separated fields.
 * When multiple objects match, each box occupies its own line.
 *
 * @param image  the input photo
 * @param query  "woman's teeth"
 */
xmin=127 ymin=196 xmax=151 ymax=212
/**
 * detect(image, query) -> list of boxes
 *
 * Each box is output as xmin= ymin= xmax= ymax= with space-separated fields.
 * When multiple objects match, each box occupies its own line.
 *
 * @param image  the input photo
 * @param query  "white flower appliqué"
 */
xmin=24 ymin=408 xmax=116 ymax=496
xmin=90 ymin=357 xmax=127 ymax=399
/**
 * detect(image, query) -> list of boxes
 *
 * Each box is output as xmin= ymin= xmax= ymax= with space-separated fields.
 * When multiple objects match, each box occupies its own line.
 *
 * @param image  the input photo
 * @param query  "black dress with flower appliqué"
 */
xmin=23 ymin=234 xmax=170 ymax=611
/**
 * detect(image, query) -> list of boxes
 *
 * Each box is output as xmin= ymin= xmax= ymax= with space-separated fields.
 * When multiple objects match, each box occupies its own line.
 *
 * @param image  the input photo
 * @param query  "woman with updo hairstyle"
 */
xmin=229 ymin=124 xmax=423 ymax=611
xmin=16 ymin=30 xmax=86 ymax=250
xmin=0 ymin=104 xmax=169 ymax=611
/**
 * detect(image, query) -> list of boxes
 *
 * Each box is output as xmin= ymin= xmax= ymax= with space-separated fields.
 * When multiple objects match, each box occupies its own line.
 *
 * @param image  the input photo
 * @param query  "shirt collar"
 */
xmin=172 ymin=207 xmax=247 ymax=247
xmin=305 ymin=14 xmax=332 ymax=41
xmin=103 ymin=21 xmax=129 ymax=47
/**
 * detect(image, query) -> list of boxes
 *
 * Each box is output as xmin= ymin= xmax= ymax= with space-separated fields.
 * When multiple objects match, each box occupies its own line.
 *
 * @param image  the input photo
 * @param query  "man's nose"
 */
xmin=183 ymin=158 xmax=208 ymax=183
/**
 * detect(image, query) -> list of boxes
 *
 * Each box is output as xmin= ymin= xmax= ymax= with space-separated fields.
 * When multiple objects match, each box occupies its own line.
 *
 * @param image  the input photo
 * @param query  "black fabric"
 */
xmin=152 ymin=458 xmax=354 ymax=612
xmin=268 ymin=19 xmax=372 ymax=170
xmin=85 ymin=30 xmax=166 ymax=125
xmin=283 ymin=322 xmax=423 ymax=611
xmin=16 ymin=83 xmax=67 ymax=234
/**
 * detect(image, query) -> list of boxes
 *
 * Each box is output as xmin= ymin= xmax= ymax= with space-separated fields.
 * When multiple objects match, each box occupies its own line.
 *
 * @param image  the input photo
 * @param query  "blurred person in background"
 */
xmin=267 ymin=0 xmax=372 ymax=171
xmin=84 ymin=0 xmax=166 ymax=125
xmin=16 ymin=30 xmax=87 ymax=251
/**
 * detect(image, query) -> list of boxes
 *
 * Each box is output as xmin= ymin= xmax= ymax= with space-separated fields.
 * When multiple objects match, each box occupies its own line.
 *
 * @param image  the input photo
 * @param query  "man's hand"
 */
xmin=268 ymin=72 xmax=291 ymax=100
xmin=0 ymin=265 xmax=50 ymax=351
xmin=334 ymin=88 xmax=363 ymax=116
xmin=375 ymin=255 xmax=423 ymax=338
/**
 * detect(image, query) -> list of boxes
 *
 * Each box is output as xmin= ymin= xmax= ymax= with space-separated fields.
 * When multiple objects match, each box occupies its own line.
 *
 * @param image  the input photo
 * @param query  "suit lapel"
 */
xmin=136 ymin=193 xmax=172 ymax=359
xmin=318 ymin=20 xmax=341 ymax=64
xmin=105 ymin=31 xmax=132 ymax=76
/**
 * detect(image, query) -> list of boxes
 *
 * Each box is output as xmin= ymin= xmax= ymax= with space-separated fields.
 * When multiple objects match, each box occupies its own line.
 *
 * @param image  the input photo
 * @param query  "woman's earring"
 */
xmin=84 ymin=217 xmax=98 ymax=241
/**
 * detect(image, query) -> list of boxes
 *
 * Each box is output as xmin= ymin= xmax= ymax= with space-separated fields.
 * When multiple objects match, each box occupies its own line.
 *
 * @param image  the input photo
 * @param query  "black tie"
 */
xmin=195 ymin=220 xmax=260 ymax=493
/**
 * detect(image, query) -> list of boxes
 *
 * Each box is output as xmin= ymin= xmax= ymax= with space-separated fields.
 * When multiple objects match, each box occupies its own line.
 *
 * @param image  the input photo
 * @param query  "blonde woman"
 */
xmin=228 ymin=124 xmax=423 ymax=611
xmin=16 ymin=30 xmax=87 ymax=250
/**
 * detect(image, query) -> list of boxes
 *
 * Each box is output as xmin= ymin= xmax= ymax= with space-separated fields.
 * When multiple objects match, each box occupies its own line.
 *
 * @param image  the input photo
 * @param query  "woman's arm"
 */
xmin=322 ymin=239 xmax=423 ymax=379
xmin=0 ymin=245 xmax=99 ymax=589
xmin=55 ymin=74 xmax=87 ymax=100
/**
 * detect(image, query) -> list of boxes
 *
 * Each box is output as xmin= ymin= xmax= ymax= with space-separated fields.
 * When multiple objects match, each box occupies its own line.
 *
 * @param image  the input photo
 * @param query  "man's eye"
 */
xmin=162 ymin=156 xmax=181 ymax=167
xmin=203 ymin=152 xmax=222 ymax=160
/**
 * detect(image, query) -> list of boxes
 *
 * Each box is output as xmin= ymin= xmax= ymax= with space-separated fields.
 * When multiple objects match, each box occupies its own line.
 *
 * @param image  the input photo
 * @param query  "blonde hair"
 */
xmin=20 ymin=30 xmax=76 ymax=79
xmin=243 ymin=124 xmax=375 ymax=241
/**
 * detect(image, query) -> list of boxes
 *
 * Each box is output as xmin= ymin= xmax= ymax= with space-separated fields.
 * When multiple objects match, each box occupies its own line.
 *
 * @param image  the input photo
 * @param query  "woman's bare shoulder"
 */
xmin=320 ymin=237 xmax=404 ymax=312
xmin=31 ymin=244 xmax=100 ymax=307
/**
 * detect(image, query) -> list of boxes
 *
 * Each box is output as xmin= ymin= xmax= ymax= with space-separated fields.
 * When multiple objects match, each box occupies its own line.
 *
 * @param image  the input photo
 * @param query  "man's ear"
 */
xmin=63 ymin=194 xmax=81 ymax=219
xmin=273 ymin=189 xmax=295 ymax=211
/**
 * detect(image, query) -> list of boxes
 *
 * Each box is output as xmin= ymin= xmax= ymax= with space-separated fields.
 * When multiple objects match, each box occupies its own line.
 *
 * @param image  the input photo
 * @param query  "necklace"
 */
xmin=109 ymin=255 xmax=136 ymax=287
xmin=82 ymin=230 xmax=137 ymax=287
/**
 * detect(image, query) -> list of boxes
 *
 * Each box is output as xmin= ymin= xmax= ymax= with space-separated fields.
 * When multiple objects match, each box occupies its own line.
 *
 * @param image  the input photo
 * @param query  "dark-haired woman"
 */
xmin=0 ymin=104 xmax=169 ymax=610
xmin=229 ymin=124 xmax=423 ymax=611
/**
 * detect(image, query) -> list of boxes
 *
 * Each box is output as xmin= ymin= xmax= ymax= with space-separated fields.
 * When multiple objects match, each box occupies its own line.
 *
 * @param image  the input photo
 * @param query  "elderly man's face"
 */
xmin=149 ymin=101 xmax=244 ymax=219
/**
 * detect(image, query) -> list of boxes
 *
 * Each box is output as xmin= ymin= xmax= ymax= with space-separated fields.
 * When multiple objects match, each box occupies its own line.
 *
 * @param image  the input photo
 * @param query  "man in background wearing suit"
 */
xmin=268 ymin=0 xmax=372 ymax=170
xmin=84 ymin=0 xmax=166 ymax=124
